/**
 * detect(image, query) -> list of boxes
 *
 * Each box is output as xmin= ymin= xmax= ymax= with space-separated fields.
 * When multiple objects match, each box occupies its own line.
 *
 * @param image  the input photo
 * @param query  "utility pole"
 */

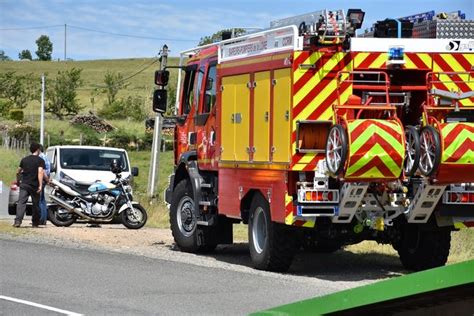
xmin=64 ymin=24 xmax=67 ymax=61
xmin=40 ymin=74 xmax=45 ymax=145
xmin=147 ymin=44 xmax=168 ymax=198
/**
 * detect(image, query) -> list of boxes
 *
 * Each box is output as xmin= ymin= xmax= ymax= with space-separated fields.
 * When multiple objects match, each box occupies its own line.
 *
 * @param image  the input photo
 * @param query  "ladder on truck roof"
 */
xmin=179 ymin=8 xmax=363 ymax=60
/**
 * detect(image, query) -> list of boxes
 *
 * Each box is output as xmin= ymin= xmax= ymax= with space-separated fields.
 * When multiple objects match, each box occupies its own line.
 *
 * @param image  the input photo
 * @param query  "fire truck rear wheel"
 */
xmin=248 ymin=193 xmax=297 ymax=272
xmin=326 ymin=124 xmax=348 ymax=176
xmin=418 ymin=126 xmax=441 ymax=177
xmin=397 ymin=225 xmax=451 ymax=271
xmin=170 ymin=179 xmax=217 ymax=253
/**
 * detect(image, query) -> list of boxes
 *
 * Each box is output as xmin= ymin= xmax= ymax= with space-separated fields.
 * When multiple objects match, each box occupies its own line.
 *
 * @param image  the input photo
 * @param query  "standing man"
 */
xmin=13 ymin=142 xmax=45 ymax=228
xmin=39 ymin=144 xmax=50 ymax=225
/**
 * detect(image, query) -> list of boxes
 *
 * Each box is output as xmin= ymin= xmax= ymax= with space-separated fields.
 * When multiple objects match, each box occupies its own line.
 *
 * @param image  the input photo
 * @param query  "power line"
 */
xmin=0 ymin=24 xmax=64 ymax=31
xmin=67 ymin=24 xmax=197 ymax=42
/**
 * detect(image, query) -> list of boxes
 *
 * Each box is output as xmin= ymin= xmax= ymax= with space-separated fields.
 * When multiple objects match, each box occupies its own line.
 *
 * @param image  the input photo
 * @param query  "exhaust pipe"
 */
xmin=50 ymin=194 xmax=114 ymax=223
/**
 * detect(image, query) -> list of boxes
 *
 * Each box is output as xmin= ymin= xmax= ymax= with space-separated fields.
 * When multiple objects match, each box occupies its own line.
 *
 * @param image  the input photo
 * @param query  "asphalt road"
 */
xmin=1 ymin=239 xmax=350 ymax=315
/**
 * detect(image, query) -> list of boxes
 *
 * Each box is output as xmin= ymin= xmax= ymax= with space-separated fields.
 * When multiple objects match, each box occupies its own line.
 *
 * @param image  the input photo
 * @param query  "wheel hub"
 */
xmin=177 ymin=196 xmax=196 ymax=237
xmin=252 ymin=207 xmax=267 ymax=254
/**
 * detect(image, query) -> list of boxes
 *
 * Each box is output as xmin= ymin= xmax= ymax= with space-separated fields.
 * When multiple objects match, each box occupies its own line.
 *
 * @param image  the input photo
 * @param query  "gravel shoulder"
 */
xmin=0 ymin=219 xmax=405 ymax=291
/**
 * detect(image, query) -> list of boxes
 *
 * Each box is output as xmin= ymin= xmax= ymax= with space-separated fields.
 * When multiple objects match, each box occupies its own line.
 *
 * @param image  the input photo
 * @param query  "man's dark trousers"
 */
xmin=15 ymin=184 xmax=40 ymax=226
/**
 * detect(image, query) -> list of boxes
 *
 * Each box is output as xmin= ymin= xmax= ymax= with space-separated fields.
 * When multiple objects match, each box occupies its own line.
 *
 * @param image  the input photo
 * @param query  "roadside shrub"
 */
xmin=9 ymin=123 xmax=39 ymax=142
xmin=72 ymin=125 xmax=102 ymax=146
xmin=9 ymin=109 xmax=24 ymax=122
xmin=107 ymin=129 xmax=137 ymax=150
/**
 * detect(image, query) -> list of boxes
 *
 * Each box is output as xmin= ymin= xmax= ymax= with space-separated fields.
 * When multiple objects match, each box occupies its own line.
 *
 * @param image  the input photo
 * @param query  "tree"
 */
xmin=35 ymin=35 xmax=53 ymax=61
xmin=199 ymin=28 xmax=246 ymax=46
xmin=46 ymin=68 xmax=84 ymax=119
xmin=103 ymin=71 xmax=128 ymax=106
xmin=0 ymin=72 xmax=40 ymax=109
xmin=18 ymin=49 xmax=33 ymax=60
xmin=0 ymin=50 xmax=11 ymax=61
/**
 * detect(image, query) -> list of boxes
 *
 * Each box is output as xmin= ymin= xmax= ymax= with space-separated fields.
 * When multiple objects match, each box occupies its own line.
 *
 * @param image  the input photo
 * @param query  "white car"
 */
xmin=8 ymin=145 xmax=138 ymax=215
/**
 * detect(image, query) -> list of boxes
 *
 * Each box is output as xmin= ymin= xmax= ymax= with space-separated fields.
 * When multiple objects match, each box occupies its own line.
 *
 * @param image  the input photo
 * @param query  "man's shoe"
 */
xmin=32 ymin=224 xmax=39 ymax=228
xmin=12 ymin=223 xmax=20 ymax=228
xmin=39 ymin=221 xmax=47 ymax=225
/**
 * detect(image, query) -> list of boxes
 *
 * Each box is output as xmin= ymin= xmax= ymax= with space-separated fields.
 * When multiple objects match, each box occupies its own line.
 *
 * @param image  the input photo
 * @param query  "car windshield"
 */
xmin=60 ymin=148 xmax=129 ymax=171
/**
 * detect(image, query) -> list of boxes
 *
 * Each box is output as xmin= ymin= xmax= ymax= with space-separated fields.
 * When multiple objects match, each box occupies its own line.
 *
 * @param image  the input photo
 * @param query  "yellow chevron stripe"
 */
xmin=349 ymin=124 xmax=404 ymax=154
xmin=294 ymin=53 xmax=345 ymax=106
xmin=348 ymin=166 xmax=385 ymax=178
xmin=442 ymin=130 xmax=474 ymax=163
xmin=441 ymin=54 xmax=466 ymax=72
xmin=293 ymin=52 xmax=324 ymax=83
xmin=354 ymin=53 xmax=370 ymax=68
xmin=369 ymin=53 xmax=387 ymax=68
xmin=418 ymin=53 xmax=432 ymax=68
xmin=432 ymin=56 xmax=474 ymax=107
xmin=319 ymin=84 xmax=352 ymax=121
xmin=285 ymin=212 xmax=294 ymax=225
xmin=295 ymin=63 xmax=351 ymax=122
xmin=346 ymin=142 xmax=402 ymax=176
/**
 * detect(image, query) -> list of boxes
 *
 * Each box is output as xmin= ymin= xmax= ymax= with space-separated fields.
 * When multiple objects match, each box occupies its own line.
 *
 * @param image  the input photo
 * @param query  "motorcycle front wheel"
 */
xmin=48 ymin=206 xmax=76 ymax=227
xmin=121 ymin=204 xmax=147 ymax=229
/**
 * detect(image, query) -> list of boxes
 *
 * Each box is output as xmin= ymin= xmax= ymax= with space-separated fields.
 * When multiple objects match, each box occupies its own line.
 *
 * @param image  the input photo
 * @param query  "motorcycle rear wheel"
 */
xmin=121 ymin=204 xmax=147 ymax=229
xmin=48 ymin=206 xmax=76 ymax=227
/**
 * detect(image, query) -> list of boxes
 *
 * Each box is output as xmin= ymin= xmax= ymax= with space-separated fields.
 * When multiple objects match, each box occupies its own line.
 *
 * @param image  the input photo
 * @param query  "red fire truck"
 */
xmin=159 ymin=9 xmax=474 ymax=272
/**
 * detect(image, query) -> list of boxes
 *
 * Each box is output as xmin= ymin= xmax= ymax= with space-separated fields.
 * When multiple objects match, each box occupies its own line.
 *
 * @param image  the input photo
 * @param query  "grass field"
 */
xmin=1 ymin=58 xmax=180 ymax=116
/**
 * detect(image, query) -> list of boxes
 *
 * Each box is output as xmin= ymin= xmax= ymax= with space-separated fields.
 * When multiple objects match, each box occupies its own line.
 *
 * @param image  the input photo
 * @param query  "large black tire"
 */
xmin=404 ymin=126 xmax=420 ymax=177
xmin=248 ymin=194 xmax=298 ymax=272
xmin=326 ymin=124 xmax=348 ymax=177
xmin=419 ymin=126 xmax=441 ymax=177
xmin=397 ymin=225 xmax=451 ymax=271
xmin=121 ymin=204 xmax=147 ymax=229
xmin=48 ymin=206 xmax=76 ymax=227
xmin=170 ymin=179 xmax=217 ymax=253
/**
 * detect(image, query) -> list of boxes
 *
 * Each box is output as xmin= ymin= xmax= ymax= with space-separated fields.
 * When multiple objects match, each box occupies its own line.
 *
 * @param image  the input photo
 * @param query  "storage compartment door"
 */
xmin=272 ymin=68 xmax=291 ymax=163
xmin=253 ymin=71 xmax=271 ymax=162
xmin=233 ymin=74 xmax=250 ymax=161
xmin=221 ymin=74 xmax=250 ymax=161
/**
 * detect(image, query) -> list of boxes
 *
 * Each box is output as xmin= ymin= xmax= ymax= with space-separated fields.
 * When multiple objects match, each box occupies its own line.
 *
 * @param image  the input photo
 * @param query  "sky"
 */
xmin=0 ymin=0 xmax=472 ymax=60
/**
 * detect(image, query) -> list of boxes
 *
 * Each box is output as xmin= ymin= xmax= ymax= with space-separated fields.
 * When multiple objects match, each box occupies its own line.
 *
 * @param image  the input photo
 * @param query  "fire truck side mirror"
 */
xmin=155 ymin=70 xmax=170 ymax=86
xmin=152 ymin=89 xmax=167 ymax=113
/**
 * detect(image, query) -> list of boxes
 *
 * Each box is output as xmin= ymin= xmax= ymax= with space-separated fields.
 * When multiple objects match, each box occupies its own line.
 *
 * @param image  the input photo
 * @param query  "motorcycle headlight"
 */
xmin=60 ymin=171 xmax=76 ymax=186
xmin=124 ymin=185 xmax=132 ymax=193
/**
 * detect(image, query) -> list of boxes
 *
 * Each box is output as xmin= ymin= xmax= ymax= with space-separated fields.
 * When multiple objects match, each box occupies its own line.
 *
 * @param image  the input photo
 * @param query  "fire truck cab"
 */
xmin=163 ymin=8 xmax=474 ymax=272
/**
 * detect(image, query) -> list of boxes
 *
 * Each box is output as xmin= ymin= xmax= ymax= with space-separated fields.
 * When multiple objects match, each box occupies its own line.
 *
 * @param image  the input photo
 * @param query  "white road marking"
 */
xmin=0 ymin=295 xmax=83 ymax=315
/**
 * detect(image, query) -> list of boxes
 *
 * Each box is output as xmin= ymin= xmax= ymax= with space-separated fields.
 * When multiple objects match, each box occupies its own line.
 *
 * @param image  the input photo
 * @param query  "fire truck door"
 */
xmin=221 ymin=74 xmax=250 ymax=161
xmin=272 ymin=68 xmax=291 ymax=163
xmin=176 ymin=65 xmax=197 ymax=159
xmin=253 ymin=71 xmax=271 ymax=162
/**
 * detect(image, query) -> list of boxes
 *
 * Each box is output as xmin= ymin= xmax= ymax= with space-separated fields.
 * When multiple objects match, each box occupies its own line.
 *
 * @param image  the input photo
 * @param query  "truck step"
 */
xmin=199 ymin=201 xmax=212 ymax=206
xmin=201 ymin=183 xmax=212 ymax=189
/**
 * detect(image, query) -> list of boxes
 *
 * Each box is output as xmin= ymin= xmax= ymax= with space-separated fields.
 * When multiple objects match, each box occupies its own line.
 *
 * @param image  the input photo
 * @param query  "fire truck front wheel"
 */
xmin=170 ymin=179 xmax=217 ymax=253
xmin=248 ymin=194 xmax=297 ymax=272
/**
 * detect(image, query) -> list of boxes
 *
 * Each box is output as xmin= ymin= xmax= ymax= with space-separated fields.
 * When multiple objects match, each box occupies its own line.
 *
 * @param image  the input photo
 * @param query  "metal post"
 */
xmin=64 ymin=24 xmax=67 ymax=61
xmin=147 ymin=44 xmax=168 ymax=198
xmin=40 ymin=74 xmax=45 ymax=145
